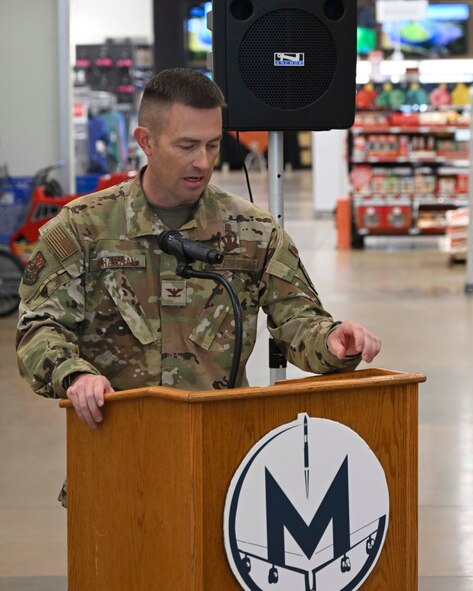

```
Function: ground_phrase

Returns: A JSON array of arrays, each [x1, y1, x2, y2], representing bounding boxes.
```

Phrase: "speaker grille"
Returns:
[[238, 9, 337, 110]]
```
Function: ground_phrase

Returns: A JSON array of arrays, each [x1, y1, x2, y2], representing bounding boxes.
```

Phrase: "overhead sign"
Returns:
[[376, 0, 427, 22], [224, 414, 389, 591]]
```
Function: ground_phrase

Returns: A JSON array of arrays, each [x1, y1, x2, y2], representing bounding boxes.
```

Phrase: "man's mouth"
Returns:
[[183, 176, 204, 185]]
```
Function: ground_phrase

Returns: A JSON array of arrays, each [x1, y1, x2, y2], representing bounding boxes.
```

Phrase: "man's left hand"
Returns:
[[326, 320, 381, 363]]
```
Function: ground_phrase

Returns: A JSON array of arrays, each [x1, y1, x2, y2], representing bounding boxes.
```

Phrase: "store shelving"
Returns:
[[74, 41, 154, 107], [349, 107, 470, 248]]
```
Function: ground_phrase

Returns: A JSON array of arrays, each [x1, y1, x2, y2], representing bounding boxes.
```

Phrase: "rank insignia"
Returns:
[[162, 280, 187, 307], [23, 251, 47, 285]]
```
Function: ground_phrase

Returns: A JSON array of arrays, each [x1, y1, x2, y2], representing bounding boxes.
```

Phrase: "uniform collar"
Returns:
[[125, 170, 225, 241], [125, 171, 164, 238]]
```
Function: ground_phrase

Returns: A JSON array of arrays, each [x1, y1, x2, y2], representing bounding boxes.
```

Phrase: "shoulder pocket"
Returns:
[[20, 269, 75, 311], [265, 235, 299, 283], [19, 249, 84, 311], [264, 230, 319, 296]]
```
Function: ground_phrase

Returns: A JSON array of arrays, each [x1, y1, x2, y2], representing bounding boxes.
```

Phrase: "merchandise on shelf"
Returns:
[[73, 41, 153, 176], [414, 168, 437, 195], [355, 202, 412, 234], [355, 81, 472, 113], [348, 88, 471, 246], [444, 207, 469, 255], [74, 41, 154, 106]]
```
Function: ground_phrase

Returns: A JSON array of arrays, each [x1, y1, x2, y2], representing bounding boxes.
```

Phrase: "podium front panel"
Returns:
[[64, 369, 421, 590]]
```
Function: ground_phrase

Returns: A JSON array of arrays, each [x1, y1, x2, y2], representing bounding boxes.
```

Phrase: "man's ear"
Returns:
[[134, 126, 153, 156]]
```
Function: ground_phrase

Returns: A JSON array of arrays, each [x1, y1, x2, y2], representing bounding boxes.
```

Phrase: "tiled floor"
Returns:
[[1, 170, 472, 590]]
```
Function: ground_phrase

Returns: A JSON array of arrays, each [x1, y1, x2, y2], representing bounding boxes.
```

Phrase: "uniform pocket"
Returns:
[[188, 271, 245, 351], [102, 267, 157, 345]]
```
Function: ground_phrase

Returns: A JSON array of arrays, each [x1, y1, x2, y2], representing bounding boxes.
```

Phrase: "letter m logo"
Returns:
[[265, 457, 350, 566]]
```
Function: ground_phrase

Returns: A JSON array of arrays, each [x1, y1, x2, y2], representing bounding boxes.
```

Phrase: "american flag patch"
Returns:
[[45, 225, 78, 261]]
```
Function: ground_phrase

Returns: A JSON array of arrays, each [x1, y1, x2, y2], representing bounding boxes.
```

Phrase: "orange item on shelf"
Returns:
[[355, 83, 377, 110]]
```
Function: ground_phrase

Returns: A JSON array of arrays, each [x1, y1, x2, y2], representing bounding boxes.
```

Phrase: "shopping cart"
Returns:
[[0, 163, 136, 317]]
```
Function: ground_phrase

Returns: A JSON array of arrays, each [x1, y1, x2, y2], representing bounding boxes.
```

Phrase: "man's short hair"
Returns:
[[138, 68, 226, 128]]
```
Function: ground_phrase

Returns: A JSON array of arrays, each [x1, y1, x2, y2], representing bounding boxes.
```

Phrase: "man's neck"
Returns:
[[141, 167, 202, 208]]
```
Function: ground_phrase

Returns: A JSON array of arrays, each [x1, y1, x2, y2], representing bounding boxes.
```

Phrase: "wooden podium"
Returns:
[[60, 368, 425, 590]]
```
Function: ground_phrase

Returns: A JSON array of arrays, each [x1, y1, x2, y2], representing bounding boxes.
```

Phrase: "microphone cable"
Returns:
[[235, 131, 254, 204]]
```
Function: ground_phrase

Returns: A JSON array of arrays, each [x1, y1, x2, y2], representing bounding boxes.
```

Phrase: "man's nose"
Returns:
[[193, 147, 210, 170]]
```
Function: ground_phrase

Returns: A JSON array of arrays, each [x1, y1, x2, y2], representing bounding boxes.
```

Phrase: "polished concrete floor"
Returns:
[[1, 169, 472, 590]]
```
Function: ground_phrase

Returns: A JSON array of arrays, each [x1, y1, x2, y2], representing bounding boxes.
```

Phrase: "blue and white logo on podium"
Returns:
[[223, 414, 389, 591]]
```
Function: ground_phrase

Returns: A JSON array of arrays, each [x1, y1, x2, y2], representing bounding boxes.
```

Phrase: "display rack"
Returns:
[[349, 106, 471, 248], [74, 40, 154, 107], [72, 40, 153, 176]]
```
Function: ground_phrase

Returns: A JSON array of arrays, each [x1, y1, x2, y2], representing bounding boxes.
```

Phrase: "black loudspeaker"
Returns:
[[211, 0, 357, 131]]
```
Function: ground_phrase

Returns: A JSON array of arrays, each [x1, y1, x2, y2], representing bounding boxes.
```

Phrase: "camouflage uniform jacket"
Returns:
[[16, 174, 360, 398]]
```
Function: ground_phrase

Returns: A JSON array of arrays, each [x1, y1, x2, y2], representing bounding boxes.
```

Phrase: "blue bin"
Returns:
[[76, 174, 101, 194], [0, 176, 33, 243]]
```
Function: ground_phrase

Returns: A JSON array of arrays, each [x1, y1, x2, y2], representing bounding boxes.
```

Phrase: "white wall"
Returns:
[[312, 131, 350, 213], [0, 0, 153, 180], [0, 0, 63, 177], [70, 0, 153, 47]]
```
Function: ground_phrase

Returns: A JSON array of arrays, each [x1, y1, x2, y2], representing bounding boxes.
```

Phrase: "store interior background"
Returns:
[[1, 0, 473, 589], [0, 0, 346, 210]]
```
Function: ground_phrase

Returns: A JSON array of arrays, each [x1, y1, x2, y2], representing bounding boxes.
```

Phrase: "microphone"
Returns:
[[158, 230, 224, 265]]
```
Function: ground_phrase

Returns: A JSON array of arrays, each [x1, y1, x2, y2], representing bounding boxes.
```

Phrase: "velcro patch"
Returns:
[[220, 222, 240, 252], [161, 280, 187, 307], [207, 257, 257, 272], [45, 225, 78, 261], [23, 251, 47, 285]]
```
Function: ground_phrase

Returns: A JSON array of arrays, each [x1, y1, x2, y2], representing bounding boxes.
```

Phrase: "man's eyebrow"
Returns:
[[176, 135, 223, 143]]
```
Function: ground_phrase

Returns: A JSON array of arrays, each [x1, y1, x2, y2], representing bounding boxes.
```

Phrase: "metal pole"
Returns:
[[268, 131, 285, 227], [268, 131, 287, 383], [465, 87, 473, 294]]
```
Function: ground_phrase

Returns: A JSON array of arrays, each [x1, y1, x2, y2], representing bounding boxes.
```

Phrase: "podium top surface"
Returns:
[[59, 368, 425, 408]]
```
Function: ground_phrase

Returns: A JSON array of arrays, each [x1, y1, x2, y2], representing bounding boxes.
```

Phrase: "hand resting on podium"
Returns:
[[66, 374, 114, 430]]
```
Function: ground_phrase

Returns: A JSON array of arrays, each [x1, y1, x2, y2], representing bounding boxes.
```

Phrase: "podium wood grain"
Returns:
[[61, 368, 425, 590]]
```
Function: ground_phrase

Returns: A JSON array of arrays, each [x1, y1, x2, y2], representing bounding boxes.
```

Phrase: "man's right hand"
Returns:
[[66, 374, 114, 429]]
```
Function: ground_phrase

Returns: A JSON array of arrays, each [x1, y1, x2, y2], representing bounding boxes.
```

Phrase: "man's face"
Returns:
[[143, 102, 222, 207]]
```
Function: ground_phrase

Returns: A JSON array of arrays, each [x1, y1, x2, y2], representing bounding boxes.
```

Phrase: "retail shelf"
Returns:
[[351, 125, 470, 134], [350, 156, 467, 164], [348, 109, 471, 248]]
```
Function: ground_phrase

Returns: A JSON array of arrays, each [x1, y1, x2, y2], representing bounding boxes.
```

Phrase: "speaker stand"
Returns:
[[268, 131, 287, 384]]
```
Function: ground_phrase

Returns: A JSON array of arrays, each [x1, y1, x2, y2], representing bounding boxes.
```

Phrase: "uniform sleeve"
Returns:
[[260, 224, 361, 374], [16, 212, 100, 398]]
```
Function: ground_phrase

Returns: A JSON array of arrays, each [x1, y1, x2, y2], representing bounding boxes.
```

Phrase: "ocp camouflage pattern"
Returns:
[[16, 173, 360, 398]]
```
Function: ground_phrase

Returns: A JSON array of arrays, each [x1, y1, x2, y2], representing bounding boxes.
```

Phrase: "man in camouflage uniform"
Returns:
[[17, 69, 381, 435]]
